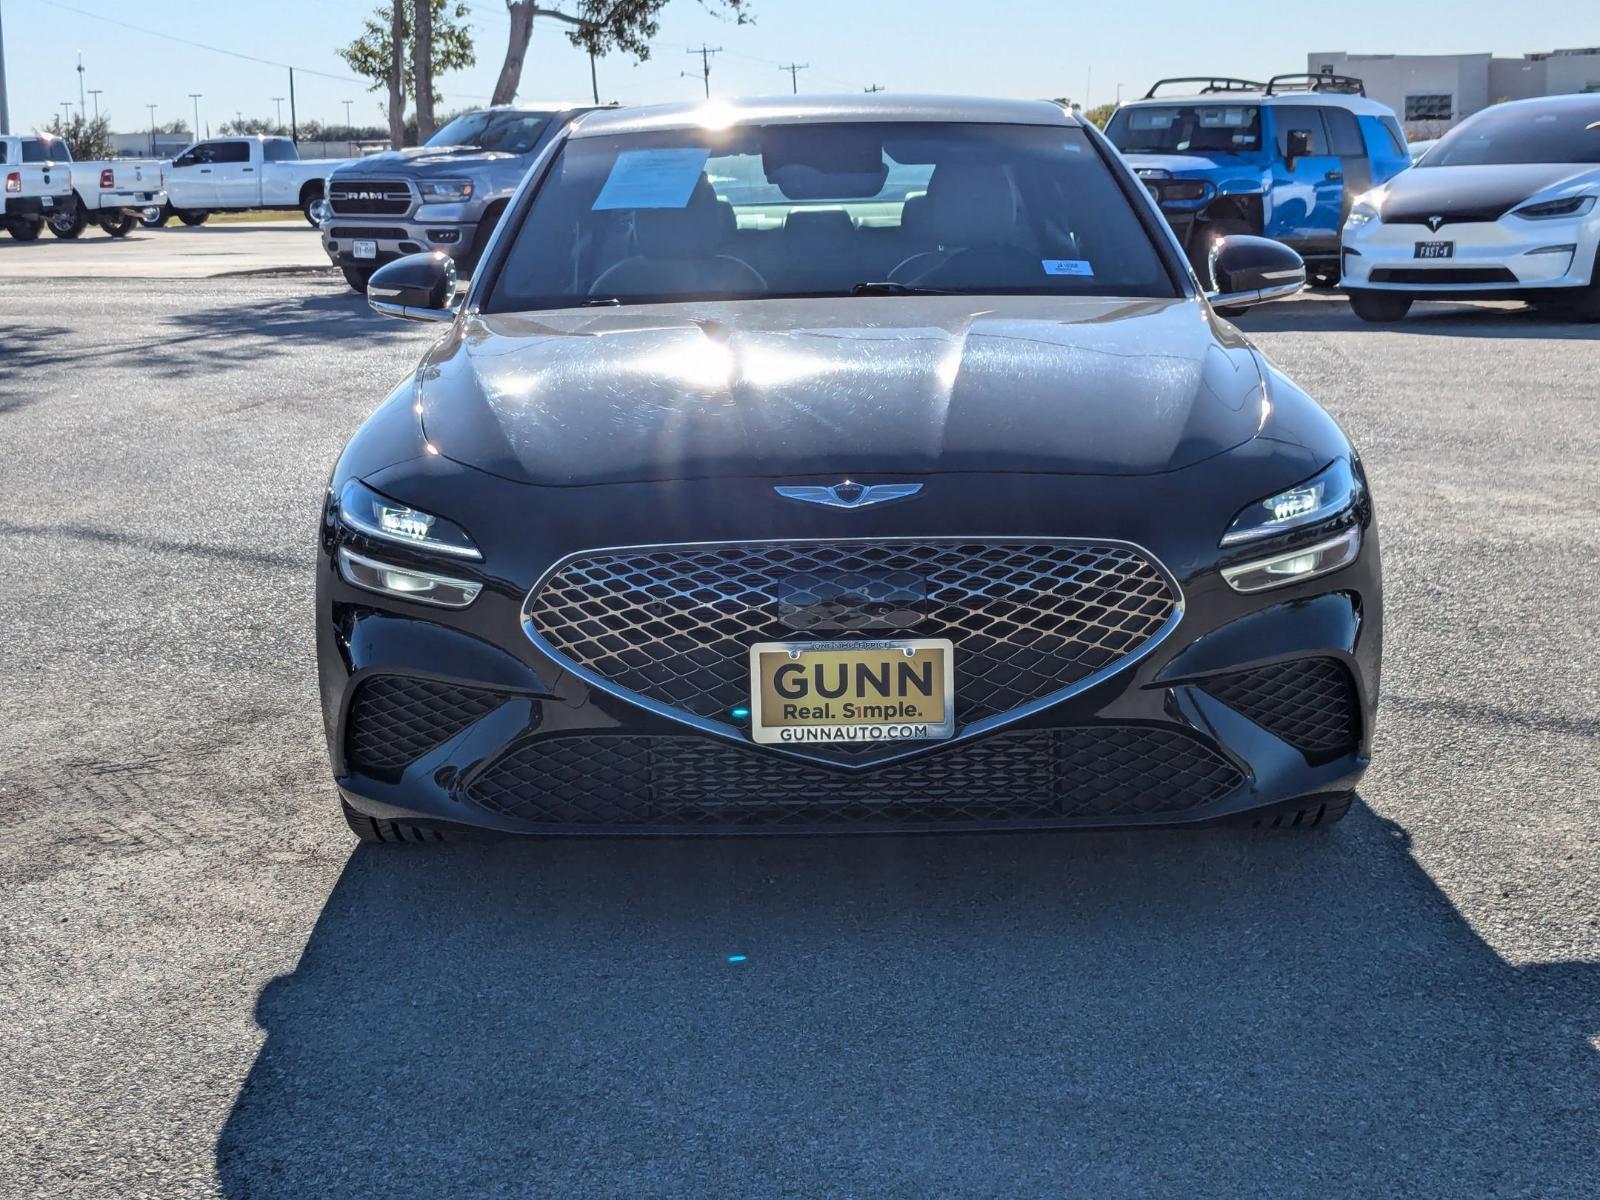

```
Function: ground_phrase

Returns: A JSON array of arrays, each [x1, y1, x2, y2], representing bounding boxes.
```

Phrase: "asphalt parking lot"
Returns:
[[0, 219, 327, 279], [3, 273, 1598, 1198]]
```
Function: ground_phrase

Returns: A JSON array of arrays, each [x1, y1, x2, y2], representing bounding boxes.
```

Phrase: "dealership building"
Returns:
[[1307, 48, 1600, 133]]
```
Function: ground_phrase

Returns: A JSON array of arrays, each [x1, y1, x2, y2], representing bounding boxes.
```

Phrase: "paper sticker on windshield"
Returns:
[[1042, 259, 1094, 276], [593, 148, 711, 210]]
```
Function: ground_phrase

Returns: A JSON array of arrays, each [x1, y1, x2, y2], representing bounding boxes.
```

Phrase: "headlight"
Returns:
[[1345, 199, 1379, 228], [338, 548, 481, 608], [1220, 459, 1359, 547], [1220, 528, 1361, 593], [1511, 195, 1595, 220], [417, 178, 474, 204], [337, 480, 481, 560]]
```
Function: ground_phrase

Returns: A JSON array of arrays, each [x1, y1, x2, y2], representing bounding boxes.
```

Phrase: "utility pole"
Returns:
[[146, 103, 157, 155], [77, 52, 86, 114], [288, 67, 298, 143], [864, 83, 885, 93], [189, 93, 202, 141], [683, 45, 721, 99], [89, 90, 103, 121], [0, 0, 10, 134], [272, 97, 284, 131], [778, 62, 808, 94], [588, 49, 599, 105]]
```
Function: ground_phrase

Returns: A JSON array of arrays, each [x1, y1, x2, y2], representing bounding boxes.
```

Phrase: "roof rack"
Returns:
[[1264, 73, 1366, 96], [1141, 77, 1266, 100]]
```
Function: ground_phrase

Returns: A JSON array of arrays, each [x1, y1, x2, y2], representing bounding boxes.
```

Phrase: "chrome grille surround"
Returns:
[[522, 538, 1184, 768], [327, 179, 414, 216]]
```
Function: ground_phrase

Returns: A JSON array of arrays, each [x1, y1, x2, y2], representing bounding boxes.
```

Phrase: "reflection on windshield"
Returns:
[[426, 112, 552, 154], [485, 121, 1177, 313], [1423, 105, 1600, 166]]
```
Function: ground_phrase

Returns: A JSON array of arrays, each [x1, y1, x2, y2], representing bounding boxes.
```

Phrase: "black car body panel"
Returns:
[[318, 95, 1380, 837]]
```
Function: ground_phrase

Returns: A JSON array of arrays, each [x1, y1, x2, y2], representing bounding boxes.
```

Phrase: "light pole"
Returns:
[[342, 99, 353, 128], [189, 93, 202, 140], [272, 96, 284, 131], [77, 52, 86, 114], [61, 100, 73, 126], [146, 103, 157, 155], [0, 0, 10, 134], [1115, 82, 1124, 106], [88, 89, 103, 121]]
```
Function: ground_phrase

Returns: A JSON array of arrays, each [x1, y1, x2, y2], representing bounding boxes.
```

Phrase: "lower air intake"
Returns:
[[1200, 658, 1360, 759], [463, 727, 1243, 830], [346, 676, 506, 776]]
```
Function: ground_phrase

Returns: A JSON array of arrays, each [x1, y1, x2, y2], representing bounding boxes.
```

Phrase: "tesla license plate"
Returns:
[[353, 239, 378, 260], [1414, 241, 1454, 259], [749, 638, 954, 746]]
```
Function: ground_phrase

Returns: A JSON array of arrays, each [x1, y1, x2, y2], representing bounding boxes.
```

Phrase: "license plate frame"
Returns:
[[353, 239, 378, 260], [1414, 240, 1454, 259], [748, 637, 955, 747]]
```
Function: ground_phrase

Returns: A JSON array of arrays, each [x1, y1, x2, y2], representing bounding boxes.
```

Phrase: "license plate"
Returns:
[[749, 638, 954, 746], [353, 239, 378, 260], [41, 196, 53, 208], [1414, 241, 1454, 259]]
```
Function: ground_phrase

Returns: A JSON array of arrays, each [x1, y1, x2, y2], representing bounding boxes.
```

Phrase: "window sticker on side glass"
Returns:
[[1042, 259, 1095, 276], [592, 148, 712, 210]]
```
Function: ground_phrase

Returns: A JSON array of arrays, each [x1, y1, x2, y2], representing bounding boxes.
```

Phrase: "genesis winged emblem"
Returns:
[[774, 481, 924, 509]]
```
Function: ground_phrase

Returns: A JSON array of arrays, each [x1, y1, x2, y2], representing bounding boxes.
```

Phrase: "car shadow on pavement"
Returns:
[[1235, 296, 1600, 338], [214, 805, 1599, 1198]]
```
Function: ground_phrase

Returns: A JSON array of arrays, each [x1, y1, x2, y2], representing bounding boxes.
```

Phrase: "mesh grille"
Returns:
[[346, 676, 506, 775], [1201, 658, 1360, 757], [1368, 267, 1519, 285], [525, 541, 1179, 756], [464, 727, 1242, 830]]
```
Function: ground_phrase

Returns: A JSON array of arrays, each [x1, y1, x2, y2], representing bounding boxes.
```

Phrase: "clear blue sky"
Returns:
[[5, 0, 1592, 135]]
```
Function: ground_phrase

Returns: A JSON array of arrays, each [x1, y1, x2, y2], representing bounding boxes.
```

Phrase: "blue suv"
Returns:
[[1105, 74, 1411, 286]]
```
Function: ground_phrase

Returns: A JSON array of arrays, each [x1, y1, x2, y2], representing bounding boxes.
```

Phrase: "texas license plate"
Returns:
[[41, 196, 54, 208], [748, 638, 954, 746], [353, 239, 378, 260], [1414, 241, 1454, 259]]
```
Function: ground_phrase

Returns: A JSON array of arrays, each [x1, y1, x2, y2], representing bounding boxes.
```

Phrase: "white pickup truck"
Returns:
[[150, 135, 348, 227], [2, 136, 74, 241], [0, 135, 167, 239]]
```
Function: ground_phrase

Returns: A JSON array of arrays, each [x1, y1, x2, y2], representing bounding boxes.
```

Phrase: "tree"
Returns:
[[490, 1, 754, 106], [413, 0, 436, 142], [338, 0, 475, 147], [1082, 103, 1117, 130], [42, 112, 115, 161]]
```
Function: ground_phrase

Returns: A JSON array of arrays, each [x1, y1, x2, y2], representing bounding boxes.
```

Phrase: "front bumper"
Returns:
[[1342, 213, 1600, 293], [317, 470, 1382, 837], [322, 220, 476, 270]]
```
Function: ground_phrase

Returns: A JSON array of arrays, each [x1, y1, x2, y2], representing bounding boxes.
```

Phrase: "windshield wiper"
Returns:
[[580, 297, 621, 307], [849, 281, 957, 296]]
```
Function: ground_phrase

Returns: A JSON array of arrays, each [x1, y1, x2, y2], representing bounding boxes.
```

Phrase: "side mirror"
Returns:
[[1207, 235, 1306, 309], [367, 252, 461, 323], [1285, 129, 1314, 166]]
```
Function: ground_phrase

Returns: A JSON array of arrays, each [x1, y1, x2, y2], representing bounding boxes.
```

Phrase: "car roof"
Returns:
[[569, 94, 1077, 138], [1120, 91, 1395, 118], [1465, 92, 1600, 117]]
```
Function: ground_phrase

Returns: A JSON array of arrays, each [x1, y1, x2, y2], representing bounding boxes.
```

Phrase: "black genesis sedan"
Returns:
[[320, 95, 1381, 842]]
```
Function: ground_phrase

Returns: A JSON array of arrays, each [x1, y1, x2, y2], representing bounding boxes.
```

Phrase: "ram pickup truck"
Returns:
[[0, 135, 167, 239], [151, 135, 348, 227], [2, 138, 73, 241], [321, 104, 599, 290]]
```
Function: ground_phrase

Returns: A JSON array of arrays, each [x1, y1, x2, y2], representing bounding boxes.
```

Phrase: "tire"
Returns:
[[1347, 290, 1413, 323], [342, 799, 448, 844], [47, 203, 88, 239], [302, 189, 324, 226], [100, 213, 137, 238], [342, 265, 375, 293], [1233, 792, 1353, 831], [1309, 266, 1342, 290], [177, 210, 210, 227], [460, 203, 507, 277], [140, 205, 173, 228], [7, 217, 43, 242]]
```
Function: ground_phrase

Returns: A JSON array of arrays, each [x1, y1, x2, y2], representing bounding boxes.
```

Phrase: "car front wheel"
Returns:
[[341, 265, 376, 293]]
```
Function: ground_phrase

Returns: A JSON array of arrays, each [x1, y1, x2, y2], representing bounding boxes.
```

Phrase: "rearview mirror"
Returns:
[[1207, 235, 1306, 310], [1285, 129, 1314, 165], [367, 252, 461, 323]]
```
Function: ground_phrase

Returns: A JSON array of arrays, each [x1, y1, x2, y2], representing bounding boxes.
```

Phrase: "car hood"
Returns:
[[417, 295, 1268, 486], [1377, 162, 1600, 222], [335, 145, 515, 177]]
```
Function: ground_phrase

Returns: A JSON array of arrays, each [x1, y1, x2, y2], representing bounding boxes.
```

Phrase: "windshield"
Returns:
[[485, 121, 1175, 312], [1106, 104, 1262, 154], [1422, 102, 1600, 166], [426, 110, 553, 154]]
